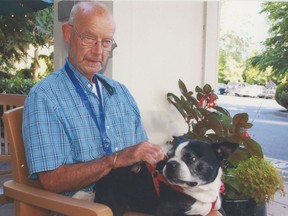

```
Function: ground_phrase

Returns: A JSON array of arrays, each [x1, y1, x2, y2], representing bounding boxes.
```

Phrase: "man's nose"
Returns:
[[91, 41, 103, 54]]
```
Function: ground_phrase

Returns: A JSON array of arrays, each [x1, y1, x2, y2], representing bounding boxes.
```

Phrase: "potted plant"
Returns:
[[167, 80, 285, 216], [222, 156, 284, 215]]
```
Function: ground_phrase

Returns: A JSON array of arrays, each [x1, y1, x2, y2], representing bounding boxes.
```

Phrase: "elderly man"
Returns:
[[23, 2, 222, 216]]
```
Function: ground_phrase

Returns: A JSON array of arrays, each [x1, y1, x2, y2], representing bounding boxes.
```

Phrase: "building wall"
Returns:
[[54, 0, 220, 145]]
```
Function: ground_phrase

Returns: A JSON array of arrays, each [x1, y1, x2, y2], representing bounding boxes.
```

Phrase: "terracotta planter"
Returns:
[[222, 199, 267, 216]]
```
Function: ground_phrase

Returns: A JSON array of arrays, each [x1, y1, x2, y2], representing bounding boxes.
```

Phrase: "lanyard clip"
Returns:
[[103, 133, 112, 155]]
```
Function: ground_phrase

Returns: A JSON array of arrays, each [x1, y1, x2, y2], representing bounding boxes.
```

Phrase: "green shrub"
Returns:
[[0, 71, 12, 79], [0, 77, 36, 95], [275, 82, 288, 110], [16, 68, 34, 79], [222, 156, 285, 204]]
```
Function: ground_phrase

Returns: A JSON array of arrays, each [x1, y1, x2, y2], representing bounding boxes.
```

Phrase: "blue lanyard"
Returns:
[[65, 62, 112, 155]]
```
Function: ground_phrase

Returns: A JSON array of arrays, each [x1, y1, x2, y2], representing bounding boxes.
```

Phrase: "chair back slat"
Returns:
[[0, 94, 27, 203], [0, 94, 26, 157], [3, 106, 40, 187]]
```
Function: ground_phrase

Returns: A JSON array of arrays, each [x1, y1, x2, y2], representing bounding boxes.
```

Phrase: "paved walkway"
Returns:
[[267, 157, 288, 184], [265, 157, 288, 216]]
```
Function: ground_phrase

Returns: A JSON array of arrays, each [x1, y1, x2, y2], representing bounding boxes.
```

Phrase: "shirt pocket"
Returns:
[[106, 102, 138, 148]]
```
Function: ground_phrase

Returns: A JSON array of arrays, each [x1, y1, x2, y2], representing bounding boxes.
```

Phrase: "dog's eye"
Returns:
[[183, 154, 196, 163]]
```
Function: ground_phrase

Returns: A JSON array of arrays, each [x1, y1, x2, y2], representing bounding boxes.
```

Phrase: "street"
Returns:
[[217, 95, 288, 162]]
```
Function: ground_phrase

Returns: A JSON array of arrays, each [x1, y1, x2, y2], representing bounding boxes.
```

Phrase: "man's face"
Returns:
[[64, 13, 115, 80]]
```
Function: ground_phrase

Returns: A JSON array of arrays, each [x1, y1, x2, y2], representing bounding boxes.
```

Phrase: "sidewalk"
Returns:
[[267, 157, 288, 216], [267, 182, 288, 216]]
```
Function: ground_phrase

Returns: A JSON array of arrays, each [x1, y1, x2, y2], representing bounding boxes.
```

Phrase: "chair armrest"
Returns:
[[4, 180, 113, 216]]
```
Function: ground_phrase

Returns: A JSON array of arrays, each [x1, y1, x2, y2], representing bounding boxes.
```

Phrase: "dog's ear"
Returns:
[[212, 142, 239, 160], [173, 136, 188, 144], [167, 136, 184, 158], [156, 160, 167, 172], [167, 145, 176, 158]]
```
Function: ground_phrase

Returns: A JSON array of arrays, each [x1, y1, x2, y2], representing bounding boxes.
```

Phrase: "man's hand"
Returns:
[[38, 141, 164, 193], [114, 141, 165, 168]]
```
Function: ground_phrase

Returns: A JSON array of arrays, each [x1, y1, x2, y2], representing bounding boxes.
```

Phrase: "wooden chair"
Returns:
[[3, 106, 150, 216], [0, 94, 26, 204]]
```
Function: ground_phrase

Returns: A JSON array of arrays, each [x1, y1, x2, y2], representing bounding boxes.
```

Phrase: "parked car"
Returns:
[[225, 82, 246, 96], [263, 87, 276, 99], [236, 85, 266, 98], [217, 83, 227, 95], [264, 80, 276, 99]]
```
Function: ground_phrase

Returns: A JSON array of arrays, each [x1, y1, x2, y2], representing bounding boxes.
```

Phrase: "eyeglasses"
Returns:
[[70, 25, 117, 51]]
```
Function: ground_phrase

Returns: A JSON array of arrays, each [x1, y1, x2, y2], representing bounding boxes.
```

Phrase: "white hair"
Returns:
[[68, 1, 112, 25]]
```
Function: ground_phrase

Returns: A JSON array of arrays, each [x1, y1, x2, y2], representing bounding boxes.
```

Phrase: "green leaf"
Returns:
[[207, 114, 224, 136], [222, 175, 242, 192], [167, 93, 187, 120], [245, 122, 253, 129], [196, 92, 203, 101], [180, 96, 197, 120], [178, 79, 188, 95], [195, 86, 202, 93], [198, 107, 211, 116], [220, 114, 233, 130], [203, 84, 212, 93], [241, 136, 264, 158], [233, 113, 249, 126], [188, 108, 199, 122], [206, 134, 225, 142], [213, 105, 231, 116], [228, 148, 250, 166], [181, 132, 197, 140], [193, 121, 208, 138], [183, 92, 199, 107]]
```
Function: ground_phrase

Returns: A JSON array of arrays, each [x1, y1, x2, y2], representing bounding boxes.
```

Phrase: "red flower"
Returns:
[[200, 94, 217, 109], [199, 96, 205, 107], [242, 129, 251, 138], [207, 95, 217, 108]]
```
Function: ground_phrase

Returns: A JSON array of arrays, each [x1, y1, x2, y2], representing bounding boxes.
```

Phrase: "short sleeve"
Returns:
[[23, 91, 71, 179]]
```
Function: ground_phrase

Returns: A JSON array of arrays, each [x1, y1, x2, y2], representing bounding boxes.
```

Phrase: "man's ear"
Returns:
[[62, 23, 72, 45]]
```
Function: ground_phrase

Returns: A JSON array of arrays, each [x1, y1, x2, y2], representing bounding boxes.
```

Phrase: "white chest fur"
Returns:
[[183, 169, 223, 215]]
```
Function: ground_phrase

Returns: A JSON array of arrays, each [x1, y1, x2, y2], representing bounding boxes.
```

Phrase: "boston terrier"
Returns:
[[94, 139, 238, 216]]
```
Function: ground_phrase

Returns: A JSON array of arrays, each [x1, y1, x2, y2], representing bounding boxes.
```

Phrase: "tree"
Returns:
[[248, 2, 288, 82], [218, 32, 248, 83], [243, 65, 274, 85], [0, 6, 53, 79]]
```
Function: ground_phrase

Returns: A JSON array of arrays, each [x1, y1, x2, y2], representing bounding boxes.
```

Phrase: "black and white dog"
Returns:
[[94, 139, 238, 216]]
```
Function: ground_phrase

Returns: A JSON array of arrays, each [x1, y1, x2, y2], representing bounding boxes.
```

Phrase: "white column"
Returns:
[[202, 1, 221, 89], [53, 0, 67, 70]]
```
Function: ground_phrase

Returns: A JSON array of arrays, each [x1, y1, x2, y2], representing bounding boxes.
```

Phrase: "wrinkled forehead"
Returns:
[[78, 12, 114, 27]]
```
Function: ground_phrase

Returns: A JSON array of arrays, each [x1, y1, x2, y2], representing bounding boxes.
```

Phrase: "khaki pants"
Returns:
[[46, 191, 95, 216]]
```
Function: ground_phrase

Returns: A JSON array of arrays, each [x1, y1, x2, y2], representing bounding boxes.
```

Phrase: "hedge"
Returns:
[[0, 77, 36, 95]]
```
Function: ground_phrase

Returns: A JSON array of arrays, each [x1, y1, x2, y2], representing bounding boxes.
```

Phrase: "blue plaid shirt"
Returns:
[[23, 60, 148, 195]]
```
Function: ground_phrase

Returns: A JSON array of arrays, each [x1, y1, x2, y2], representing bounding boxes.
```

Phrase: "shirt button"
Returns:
[[115, 147, 119, 151], [106, 126, 110, 130], [88, 84, 91, 88]]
